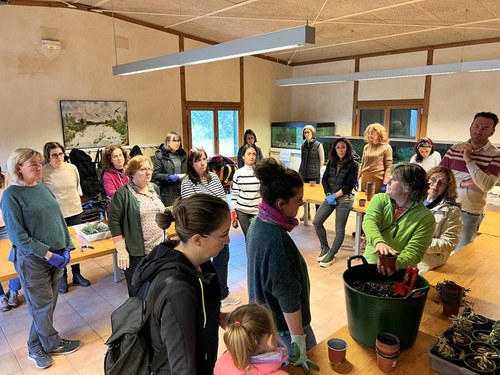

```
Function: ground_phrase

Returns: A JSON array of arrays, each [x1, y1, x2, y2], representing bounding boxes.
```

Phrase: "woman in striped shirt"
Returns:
[[181, 147, 241, 308], [231, 144, 261, 238]]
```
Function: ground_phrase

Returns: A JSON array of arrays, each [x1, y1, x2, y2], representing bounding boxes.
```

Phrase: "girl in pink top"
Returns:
[[215, 304, 288, 375]]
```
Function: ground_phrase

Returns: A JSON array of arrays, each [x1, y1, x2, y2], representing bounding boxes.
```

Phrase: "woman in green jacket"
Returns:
[[362, 162, 435, 275], [108, 155, 165, 296]]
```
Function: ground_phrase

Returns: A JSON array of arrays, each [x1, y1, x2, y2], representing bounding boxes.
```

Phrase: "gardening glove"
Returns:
[[45, 252, 66, 269], [168, 174, 180, 182], [231, 211, 239, 229], [354, 181, 359, 191], [62, 249, 71, 267], [380, 183, 387, 193], [115, 239, 130, 270], [326, 194, 337, 205], [289, 334, 320, 375]]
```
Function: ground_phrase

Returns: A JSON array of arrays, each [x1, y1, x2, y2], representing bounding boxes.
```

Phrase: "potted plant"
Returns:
[[444, 329, 472, 347], [433, 335, 464, 363], [464, 353, 497, 373], [435, 280, 470, 316], [450, 314, 474, 336], [473, 320, 500, 346], [470, 341, 500, 359], [464, 303, 489, 327]]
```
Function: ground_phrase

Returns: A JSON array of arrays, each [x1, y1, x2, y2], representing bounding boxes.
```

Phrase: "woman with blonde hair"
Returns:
[[358, 123, 393, 193], [215, 303, 287, 374], [108, 155, 164, 296], [1, 148, 80, 369]]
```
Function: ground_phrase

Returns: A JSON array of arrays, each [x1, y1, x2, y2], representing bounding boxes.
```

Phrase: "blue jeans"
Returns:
[[213, 244, 229, 299], [313, 200, 353, 256], [455, 211, 484, 252]]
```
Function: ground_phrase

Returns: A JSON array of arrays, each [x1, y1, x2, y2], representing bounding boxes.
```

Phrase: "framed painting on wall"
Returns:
[[60, 100, 129, 149]]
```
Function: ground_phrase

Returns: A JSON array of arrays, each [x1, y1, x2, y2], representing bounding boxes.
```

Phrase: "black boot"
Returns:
[[71, 263, 91, 287], [59, 268, 68, 294], [73, 273, 91, 287]]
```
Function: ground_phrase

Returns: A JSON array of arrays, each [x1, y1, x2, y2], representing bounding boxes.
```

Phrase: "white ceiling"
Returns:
[[13, 0, 500, 65]]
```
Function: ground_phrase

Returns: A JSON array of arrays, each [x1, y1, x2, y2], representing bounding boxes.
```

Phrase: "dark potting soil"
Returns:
[[349, 281, 399, 298]]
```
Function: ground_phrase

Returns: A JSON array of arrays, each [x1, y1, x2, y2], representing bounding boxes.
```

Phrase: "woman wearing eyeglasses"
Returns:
[[409, 137, 441, 172], [108, 155, 165, 296], [132, 194, 230, 374], [181, 147, 241, 308], [362, 163, 435, 275], [153, 132, 187, 206], [418, 166, 462, 274], [42, 141, 89, 293]]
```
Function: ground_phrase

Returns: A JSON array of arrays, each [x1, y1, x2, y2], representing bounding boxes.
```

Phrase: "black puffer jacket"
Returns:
[[133, 241, 221, 375], [321, 157, 359, 199], [152, 146, 187, 206]]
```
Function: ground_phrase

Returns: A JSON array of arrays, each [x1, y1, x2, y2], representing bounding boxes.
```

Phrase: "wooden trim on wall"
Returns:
[[239, 57, 245, 147], [420, 49, 434, 138], [179, 36, 189, 150], [351, 58, 360, 136]]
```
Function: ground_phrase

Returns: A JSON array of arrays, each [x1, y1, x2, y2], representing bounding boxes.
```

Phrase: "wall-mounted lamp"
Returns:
[[41, 39, 62, 50], [113, 25, 315, 76], [275, 59, 500, 86]]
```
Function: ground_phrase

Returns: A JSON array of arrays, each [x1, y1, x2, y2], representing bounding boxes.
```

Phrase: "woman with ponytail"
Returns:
[[247, 158, 319, 374], [132, 193, 231, 374]]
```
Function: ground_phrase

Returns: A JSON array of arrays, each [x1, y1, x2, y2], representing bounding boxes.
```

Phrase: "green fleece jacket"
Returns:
[[108, 183, 161, 256], [362, 193, 435, 268]]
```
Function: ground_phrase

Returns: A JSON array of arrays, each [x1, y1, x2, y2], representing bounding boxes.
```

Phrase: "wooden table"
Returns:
[[286, 233, 500, 374], [420, 233, 500, 336], [478, 210, 500, 237], [285, 325, 438, 374], [302, 184, 369, 255], [0, 223, 177, 283]]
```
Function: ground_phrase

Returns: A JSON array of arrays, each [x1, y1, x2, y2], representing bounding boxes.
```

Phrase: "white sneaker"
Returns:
[[221, 293, 241, 308], [319, 251, 336, 268]]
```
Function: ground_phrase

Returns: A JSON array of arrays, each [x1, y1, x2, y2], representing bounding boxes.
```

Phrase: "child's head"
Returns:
[[224, 304, 279, 371]]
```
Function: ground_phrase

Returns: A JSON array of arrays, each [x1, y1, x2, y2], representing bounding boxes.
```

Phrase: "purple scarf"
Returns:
[[257, 200, 299, 232]]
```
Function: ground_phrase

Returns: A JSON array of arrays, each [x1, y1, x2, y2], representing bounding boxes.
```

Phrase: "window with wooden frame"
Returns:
[[354, 100, 424, 139], [186, 102, 242, 157]]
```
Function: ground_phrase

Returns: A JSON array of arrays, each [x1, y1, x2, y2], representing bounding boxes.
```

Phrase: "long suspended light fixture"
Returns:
[[275, 58, 500, 87], [113, 25, 315, 76]]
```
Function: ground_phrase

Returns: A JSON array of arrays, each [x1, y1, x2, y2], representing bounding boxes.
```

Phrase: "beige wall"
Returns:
[[0, 6, 292, 169]]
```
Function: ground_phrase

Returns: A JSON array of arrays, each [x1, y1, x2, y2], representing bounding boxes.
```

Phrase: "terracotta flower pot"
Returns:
[[376, 349, 399, 372], [442, 302, 460, 317], [327, 338, 348, 364], [376, 332, 400, 356], [441, 283, 464, 305], [378, 254, 397, 274]]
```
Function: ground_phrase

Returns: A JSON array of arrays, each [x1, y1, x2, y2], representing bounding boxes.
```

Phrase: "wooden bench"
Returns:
[[0, 224, 177, 283]]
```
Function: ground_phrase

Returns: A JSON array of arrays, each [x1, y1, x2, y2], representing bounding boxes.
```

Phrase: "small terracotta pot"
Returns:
[[366, 181, 376, 201], [442, 302, 460, 317], [359, 198, 366, 207], [309, 181, 316, 187], [376, 332, 400, 356], [376, 350, 399, 372], [379, 254, 397, 274], [328, 338, 348, 364], [441, 283, 464, 305]]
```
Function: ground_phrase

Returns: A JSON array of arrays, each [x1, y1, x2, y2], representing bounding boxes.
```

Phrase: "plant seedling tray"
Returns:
[[74, 222, 111, 242]]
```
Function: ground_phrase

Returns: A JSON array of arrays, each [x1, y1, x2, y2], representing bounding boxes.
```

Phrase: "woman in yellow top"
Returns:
[[358, 123, 393, 193]]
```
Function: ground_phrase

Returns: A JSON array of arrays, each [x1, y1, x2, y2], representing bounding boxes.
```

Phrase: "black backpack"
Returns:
[[69, 148, 103, 199], [208, 154, 237, 194], [104, 271, 181, 374]]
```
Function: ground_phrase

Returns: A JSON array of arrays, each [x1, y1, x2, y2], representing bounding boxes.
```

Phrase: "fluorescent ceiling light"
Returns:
[[275, 59, 500, 86], [113, 25, 315, 76]]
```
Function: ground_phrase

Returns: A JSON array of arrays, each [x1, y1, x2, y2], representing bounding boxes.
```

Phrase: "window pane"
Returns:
[[218, 110, 238, 156], [190, 110, 215, 156], [390, 109, 418, 139], [360, 110, 384, 135]]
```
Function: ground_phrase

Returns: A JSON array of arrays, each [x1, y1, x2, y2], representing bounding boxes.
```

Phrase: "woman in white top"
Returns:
[[42, 141, 89, 293], [231, 144, 261, 238], [409, 137, 441, 172], [181, 147, 240, 308]]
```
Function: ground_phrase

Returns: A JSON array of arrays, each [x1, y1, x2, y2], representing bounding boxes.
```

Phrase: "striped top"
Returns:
[[440, 140, 500, 214], [231, 165, 261, 215], [180, 171, 226, 201]]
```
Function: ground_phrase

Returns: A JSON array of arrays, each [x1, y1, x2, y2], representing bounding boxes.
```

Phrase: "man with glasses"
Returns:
[[440, 112, 500, 251]]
